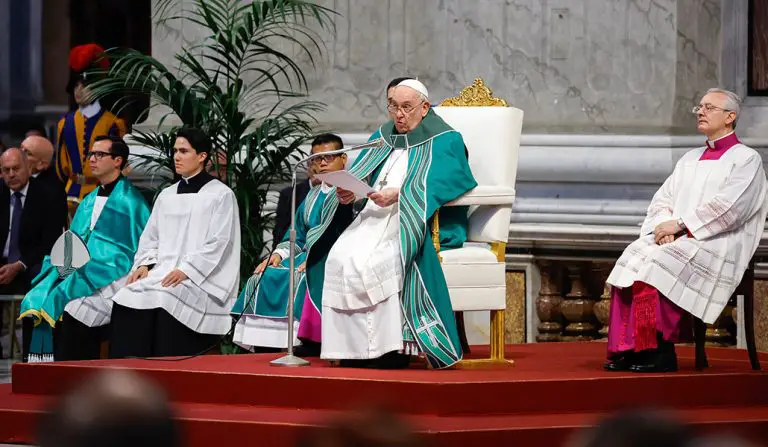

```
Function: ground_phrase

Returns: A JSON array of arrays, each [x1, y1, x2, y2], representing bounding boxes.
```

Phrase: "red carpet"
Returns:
[[1, 342, 767, 446]]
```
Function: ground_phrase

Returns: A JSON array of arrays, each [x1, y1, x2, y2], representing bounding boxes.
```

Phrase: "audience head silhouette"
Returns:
[[37, 370, 181, 447]]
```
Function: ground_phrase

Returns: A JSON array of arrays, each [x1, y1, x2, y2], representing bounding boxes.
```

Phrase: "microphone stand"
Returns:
[[270, 139, 382, 367]]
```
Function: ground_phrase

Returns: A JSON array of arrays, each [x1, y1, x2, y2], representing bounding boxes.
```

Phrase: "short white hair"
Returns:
[[706, 88, 742, 129]]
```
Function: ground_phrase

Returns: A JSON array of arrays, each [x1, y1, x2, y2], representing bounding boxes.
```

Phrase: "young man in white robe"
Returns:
[[605, 88, 768, 373], [109, 127, 241, 358]]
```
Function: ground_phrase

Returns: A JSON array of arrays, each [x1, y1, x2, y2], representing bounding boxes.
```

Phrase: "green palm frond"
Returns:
[[89, 0, 336, 281]]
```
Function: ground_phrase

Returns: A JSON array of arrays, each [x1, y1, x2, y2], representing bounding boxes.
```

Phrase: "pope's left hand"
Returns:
[[161, 269, 188, 288], [367, 188, 399, 207], [654, 219, 682, 243]]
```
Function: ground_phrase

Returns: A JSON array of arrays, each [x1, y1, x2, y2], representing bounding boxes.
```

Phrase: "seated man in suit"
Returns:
[[0, 148, 67, 289], [0, 148, 67, 359], [270, 134, 343, 250], [21, 135, 65, 196], [232, 133, 346, 355]]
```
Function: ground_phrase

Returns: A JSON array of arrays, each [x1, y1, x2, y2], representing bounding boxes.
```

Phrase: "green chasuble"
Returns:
[[232, 185, 333, 320], [19, 177, 151, 360], [307, 109, 477, 369]]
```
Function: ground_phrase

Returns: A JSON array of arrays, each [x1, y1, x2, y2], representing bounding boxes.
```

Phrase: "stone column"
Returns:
[[560, 262, 596, 341], [535, 260, 563, 342]]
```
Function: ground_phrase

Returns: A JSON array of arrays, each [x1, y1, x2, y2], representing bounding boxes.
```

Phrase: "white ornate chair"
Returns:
[[432, 79, 523, 367]]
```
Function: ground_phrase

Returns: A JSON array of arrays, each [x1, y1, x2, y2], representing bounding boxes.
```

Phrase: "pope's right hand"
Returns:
[[337, 187, 355, 205], [255, 254, 283, 274], [126, 265, 149, 285]]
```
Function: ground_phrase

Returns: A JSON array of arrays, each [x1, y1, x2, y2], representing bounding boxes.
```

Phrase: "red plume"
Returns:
[[68, 44, 109, 72]]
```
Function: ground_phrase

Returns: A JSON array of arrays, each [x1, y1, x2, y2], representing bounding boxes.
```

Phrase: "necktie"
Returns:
[[8, 191, 23, 263]]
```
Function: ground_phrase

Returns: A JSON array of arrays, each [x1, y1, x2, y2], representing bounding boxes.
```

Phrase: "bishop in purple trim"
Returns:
[[605, 88, 768, 373]]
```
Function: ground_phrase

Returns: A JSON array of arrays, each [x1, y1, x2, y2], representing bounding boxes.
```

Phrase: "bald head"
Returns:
[[21, 135, 54, 175], [1, 148, 31, 191]]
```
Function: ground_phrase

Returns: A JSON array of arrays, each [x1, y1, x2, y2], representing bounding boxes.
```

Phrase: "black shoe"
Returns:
[[630, 342, 678, 373], [293, 341, 321, 358], [603, 351, 636, 372], [339, 359, 372, 368], [371, 351, 411, 370], [251, 346, 283, 354]]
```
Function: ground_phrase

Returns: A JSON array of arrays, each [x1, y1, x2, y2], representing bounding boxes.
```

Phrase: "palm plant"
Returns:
[[88, 0, 335, 279]]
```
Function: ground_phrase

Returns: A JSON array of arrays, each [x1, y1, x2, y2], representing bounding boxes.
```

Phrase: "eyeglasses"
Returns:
[[691, 104, 731, 115], [387, 101, 424, 115], [87, 151, 115, 160], [311, 154, 340, 164]]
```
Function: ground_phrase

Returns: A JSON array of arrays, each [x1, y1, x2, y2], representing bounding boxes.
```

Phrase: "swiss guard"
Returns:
[[56, 43, 127, 215]]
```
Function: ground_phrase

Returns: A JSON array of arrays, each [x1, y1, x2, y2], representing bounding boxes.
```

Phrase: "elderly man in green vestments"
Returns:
[[20, 136, 150, 362], [316, 79, 477, 369]]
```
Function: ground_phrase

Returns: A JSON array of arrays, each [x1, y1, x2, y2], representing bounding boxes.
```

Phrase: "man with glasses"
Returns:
[[20, 136, 150, 361], [604, 88, 768, 373], [232, 134, 347, 356], [272, 135, 343, 250], [307, 79, 476, 369]]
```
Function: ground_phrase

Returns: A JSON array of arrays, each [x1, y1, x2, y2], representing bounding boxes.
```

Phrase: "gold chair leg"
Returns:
[[455, 309, 514, 369]]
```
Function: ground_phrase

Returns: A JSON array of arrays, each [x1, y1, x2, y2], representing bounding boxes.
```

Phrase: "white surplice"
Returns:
[[64, 196, 127, 327], [607, 143, 768, 323], [112, 180, 241, 335], [321, 149, 410, 360]]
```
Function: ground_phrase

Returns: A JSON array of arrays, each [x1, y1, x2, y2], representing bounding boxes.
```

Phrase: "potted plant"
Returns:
[[89, 0, 336, 280]]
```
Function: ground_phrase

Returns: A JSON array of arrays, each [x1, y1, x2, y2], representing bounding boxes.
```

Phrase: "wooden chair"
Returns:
[[693, 263, 760, 371]]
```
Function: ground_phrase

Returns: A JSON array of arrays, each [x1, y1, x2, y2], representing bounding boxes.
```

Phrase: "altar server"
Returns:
[[605, 88, 768, 373], [232, 134, 347, 355], [110, 127, 240, 358]]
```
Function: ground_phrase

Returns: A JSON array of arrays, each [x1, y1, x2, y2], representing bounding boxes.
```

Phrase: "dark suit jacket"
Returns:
[[33, 166, 65, 198], [0, 177, 67, 286], [272, 180, 312, 250]]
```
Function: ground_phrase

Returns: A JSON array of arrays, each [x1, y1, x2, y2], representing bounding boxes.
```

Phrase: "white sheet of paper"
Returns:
[[314, 170, 374, 197]]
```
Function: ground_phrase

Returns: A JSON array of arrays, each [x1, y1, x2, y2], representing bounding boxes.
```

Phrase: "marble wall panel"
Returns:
[[149, 0, 723, 134]]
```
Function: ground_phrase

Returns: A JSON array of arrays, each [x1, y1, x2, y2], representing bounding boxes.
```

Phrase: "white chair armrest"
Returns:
[[446, 186, 516, 206]]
